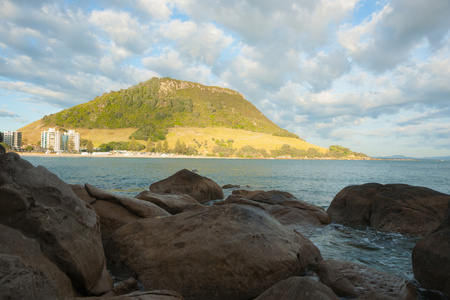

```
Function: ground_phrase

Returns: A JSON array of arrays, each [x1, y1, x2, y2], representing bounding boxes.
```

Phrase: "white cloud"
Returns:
[[159, 20, 234, 65], [0, 108, 19, 118], [89, 9, 150, 54]]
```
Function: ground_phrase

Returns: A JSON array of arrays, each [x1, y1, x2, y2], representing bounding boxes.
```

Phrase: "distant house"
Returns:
[[1, 131, 22, 150]]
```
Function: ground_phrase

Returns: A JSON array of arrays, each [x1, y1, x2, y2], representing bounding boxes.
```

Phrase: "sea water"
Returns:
[[22, 156, 450, 281]]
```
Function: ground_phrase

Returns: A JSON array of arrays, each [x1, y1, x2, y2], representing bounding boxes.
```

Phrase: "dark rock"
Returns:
[[149, 169, 224, 203], [255, 276, 338, 300], [100, 278, 140, 297], [0, 152, 112, 295], [412, 204, 450, 297], [79, 290, 185, 299], [85, 183, 171, 218], [135, 190, 201, 214], [0, 224, 75, 299], [221, 190, 330, 226], [327, 183, 450, 235], [92, 200, 142, 243], [316, 259, 419, 299], [222, 184, 240, 189], [357, 291, 398, 300], [70, 183, 96, 203], [106, 204, 322, 300]]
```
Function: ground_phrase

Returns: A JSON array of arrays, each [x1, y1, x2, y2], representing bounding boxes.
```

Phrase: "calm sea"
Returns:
[[22, 156, 450, 282]]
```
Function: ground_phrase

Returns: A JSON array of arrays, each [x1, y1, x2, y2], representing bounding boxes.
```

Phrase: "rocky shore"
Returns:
[[1, 152, 449, 299]]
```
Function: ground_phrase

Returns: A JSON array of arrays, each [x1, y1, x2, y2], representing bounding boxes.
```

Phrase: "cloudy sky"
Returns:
[[1, 0, 449, 157]]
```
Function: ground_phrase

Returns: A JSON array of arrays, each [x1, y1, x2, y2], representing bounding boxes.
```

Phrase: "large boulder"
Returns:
[[106, 204, 322, 300], [0, 152, 112, 295], [135, 190, 201, 214], [79, 290, 185, 300], [70, 184, 96, 203], [327, 183, 450, 235], [85, 183, 171, 218], [412, 204, 450, 297], [316, 259, 419, 299], [91, 200, 142, 243], [149, 169, 224, 202], [255, 276, 339, 300], [0, 224, 75, 299], [221, 190, 330, 226]]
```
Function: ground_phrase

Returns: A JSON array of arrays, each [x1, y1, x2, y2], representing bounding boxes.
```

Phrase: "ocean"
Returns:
[[22, 156, 450, 282]]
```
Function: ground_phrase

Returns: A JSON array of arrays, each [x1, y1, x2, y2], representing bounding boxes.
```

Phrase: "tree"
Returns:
[[129, 137, 137, 151], [25, 145, 33, 152], [155, 141, 162, 153], [86, 140, 94, 153], [162, 140, 169, 153], [146, 139, 154, 152], [174, 139, 183, 154]]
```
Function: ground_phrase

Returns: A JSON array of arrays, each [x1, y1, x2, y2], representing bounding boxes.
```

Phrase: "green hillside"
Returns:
[[41, 77, 298, 142]]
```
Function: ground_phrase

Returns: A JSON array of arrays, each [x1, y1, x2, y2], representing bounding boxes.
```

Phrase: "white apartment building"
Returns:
[[62, 130, 81, 152], [41, 128, 62, 151], [1, 131, 22, 150], [41, 128, 81, 152]]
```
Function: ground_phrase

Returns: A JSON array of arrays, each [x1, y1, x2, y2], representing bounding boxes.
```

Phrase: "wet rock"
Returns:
[[221, 190, 330, 226], [255, 276, 339, 300], [412, 204, 450, 297], [85, 183, 170, 218], [316, 259, 419, 299], [135, 190, 201, 214], [0, 224, 75, 299], [106, 204, 322, 300], [327, 183, 450, 236], [70, 184, 96, 203], [0, 152, 112, 295], [149, 169, 224, 203]]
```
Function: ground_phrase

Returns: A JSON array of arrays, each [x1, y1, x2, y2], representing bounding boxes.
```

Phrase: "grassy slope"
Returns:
[[166, 127, 327, 155]]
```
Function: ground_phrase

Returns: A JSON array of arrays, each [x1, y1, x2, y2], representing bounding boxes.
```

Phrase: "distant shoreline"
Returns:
[[10, 151, 416, 161]]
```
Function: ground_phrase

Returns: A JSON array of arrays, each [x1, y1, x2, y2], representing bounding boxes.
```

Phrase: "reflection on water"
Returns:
[[22, 156, 450, 282]]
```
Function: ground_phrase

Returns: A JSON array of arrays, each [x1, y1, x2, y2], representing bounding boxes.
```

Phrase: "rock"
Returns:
[[70, 184, 96, 203], [135, 190, 201, 214], [79, 290, 185, 299], [316, 259, 419, 299], [85, 183, 171, 218], [149, 169, 224, 203], [92, 200, 142, 243], [0, 152, 112, 295], [255, 276, 339, 300], [222, 184, 240, 189], [110, 277, 140, 296], [106, 204, 322, 300], [0, 224, 75, 299], [221, 190, 330, 226], [357, 291, 398, 300], [327, 183, 450, 235], [412, 204, 450, 297]]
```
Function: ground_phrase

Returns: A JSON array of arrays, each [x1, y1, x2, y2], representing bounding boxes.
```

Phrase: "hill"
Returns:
[[19, 77, 368, 159]]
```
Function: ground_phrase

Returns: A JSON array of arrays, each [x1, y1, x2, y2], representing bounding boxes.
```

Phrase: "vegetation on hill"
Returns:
[[19, 77, 369, 159], [41, 77, 298, 142]]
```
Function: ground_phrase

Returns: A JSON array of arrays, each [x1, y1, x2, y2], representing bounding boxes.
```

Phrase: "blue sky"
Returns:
[[0, 0, 449, 158]]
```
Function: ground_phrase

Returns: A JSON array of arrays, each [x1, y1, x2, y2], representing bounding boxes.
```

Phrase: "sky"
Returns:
[[0, 0, 449, 158]]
